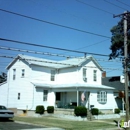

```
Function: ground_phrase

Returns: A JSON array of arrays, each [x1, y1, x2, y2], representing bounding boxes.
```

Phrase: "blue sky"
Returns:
[[0, 0, 129, 76]]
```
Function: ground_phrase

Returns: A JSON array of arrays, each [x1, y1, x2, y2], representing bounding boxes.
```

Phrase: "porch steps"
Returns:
[[87, 110, 95, 121]]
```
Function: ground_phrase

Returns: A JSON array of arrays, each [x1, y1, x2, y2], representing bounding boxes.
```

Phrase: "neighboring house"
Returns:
[[0, 81, 8, 106], [1, 54, 118, 112], [102, 76, 127, 111]]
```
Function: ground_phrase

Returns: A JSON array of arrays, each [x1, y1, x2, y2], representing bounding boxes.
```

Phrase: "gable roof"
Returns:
[[6, 54, 103, 70]]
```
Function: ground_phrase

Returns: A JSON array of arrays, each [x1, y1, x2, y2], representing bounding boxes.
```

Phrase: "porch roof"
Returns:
[[32, 82, 115, 90]]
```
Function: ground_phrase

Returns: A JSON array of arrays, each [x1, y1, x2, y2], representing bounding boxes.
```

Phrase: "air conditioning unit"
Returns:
[[83, 77, 87, 82]]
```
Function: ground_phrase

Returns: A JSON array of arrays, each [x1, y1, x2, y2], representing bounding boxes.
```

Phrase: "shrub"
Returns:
[[91, 108, 99, 115], [35, 105, 44, 114], [47, 106, 54, 113], [74, 106, 87, 116], [114, 108, 120, 114]]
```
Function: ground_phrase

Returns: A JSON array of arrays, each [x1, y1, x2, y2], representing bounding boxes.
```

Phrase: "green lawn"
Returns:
[[14, 116, 119, 130]]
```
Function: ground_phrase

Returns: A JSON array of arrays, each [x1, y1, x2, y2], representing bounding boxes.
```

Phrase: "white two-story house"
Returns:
[[0, 54, 118, 112]]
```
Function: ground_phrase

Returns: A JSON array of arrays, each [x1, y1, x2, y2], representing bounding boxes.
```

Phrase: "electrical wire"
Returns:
[[0, 55, 123, 71], [116, 0, 130, 8], [0, 46, 122, 63], [76, 0, 113, 15], [104, 0, 128, 10], [0, 38, 110, 57], [0, 8, 110, 38]]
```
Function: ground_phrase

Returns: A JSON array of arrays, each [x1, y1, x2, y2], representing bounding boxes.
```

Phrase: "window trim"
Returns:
[[43, 90, 48, 101], [97, 91, 107, 104], [83, 68, 87, 82], [18, 93, 20, 100], [93, 70, 97, 81], [21, 69, 25, 78], [51, 70, 55, 81], [13, 69, 16, 80]]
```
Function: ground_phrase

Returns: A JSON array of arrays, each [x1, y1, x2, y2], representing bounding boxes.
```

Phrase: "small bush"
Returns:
[[114, 108, 120, 114], [35, 105, 44, 114], [47, 106, 54, 113], [74, 106, 87, 116], [91, 108, 99, 115]]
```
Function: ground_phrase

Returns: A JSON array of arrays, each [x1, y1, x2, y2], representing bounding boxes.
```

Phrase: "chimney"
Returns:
[[102, 71, 106, 78]]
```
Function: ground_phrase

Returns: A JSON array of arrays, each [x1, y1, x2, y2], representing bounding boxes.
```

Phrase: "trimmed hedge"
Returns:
[[35, 105, 45, 114], [91, 108, 99, 115], [114, 108, 120, 114], [74, 106, 87, 116], [47, 106, 54, 113]]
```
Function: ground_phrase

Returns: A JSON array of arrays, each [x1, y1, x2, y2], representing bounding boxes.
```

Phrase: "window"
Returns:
[[97, 91, 107, 104], [51, 70, 55, 81], [22, 69, 25, 77], [93, 70, 97, 81], [43, 90, 48, 101], [13, 69, 16, 80], [83, 68, 87, 82], [18, 93, 20, 100]]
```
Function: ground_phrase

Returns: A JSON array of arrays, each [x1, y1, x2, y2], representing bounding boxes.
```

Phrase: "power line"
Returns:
[[0, 38, 110, 57], [0, 8, 110, 38], [0, 55, 122, 71], [0, 46, 122, 63], [76, 0, 113, 15], [104, 0, 128, 10], [116, 0, 130, 8], [28, 0, 111, 29]]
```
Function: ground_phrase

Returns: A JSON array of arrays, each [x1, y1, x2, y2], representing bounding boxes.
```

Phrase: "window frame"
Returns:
[[83, 68, 87, 82], [18, 93, 20, 100], [13, 69, 16, 80], [43, 90, 48, 101], [97, 91, 107, 104], [50, 70, 55, 81], [93, 70, 97, 81], [21, 69, 25, 77]]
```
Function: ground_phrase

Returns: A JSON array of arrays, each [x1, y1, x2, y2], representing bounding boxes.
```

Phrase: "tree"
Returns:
[[109, 13, 130, 60], [0, 72, 7, 83]]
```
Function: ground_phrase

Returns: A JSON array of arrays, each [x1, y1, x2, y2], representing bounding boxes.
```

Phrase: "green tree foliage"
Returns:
[[109, 13, 130, 59], [0, 72, 7, 83]]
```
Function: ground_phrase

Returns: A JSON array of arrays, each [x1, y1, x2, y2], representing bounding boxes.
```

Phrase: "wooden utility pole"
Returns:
[[124, 11, 129, 123], [114, 11, 129, 124]]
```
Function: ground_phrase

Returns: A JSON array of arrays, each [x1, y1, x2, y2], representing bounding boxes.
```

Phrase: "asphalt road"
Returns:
[[0, 119, 46, 130], [0, 119, 64, 130]]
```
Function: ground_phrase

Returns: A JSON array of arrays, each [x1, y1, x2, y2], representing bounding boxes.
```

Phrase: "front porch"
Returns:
[[54, 91, 90, 109]]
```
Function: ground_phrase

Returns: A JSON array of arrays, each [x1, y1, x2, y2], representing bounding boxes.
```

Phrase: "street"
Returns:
[[0, 119, 46, 130]]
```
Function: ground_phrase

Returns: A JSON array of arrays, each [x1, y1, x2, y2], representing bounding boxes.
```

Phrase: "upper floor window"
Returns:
[[43, 90, 48, 101], [83, 68, 87, 82], [97, 91, 107, 104], [18, 93, 20, 100], [93, 70, 97, 81], [51, 70, 55, 81], [13, 69, 16, 80], [22, 69, 25, 77]]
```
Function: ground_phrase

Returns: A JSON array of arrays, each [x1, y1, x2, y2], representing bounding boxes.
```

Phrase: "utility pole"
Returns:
[[114, 11, 129, 124]]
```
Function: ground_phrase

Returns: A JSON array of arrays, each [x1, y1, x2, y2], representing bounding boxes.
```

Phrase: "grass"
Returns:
[[14, 116, 119, 130]]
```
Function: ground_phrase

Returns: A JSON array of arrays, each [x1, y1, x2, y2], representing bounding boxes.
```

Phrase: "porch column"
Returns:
[[77, 88, 79, 106]]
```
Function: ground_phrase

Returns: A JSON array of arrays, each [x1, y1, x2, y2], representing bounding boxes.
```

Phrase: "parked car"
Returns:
[[0, 105, 14, 119]]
